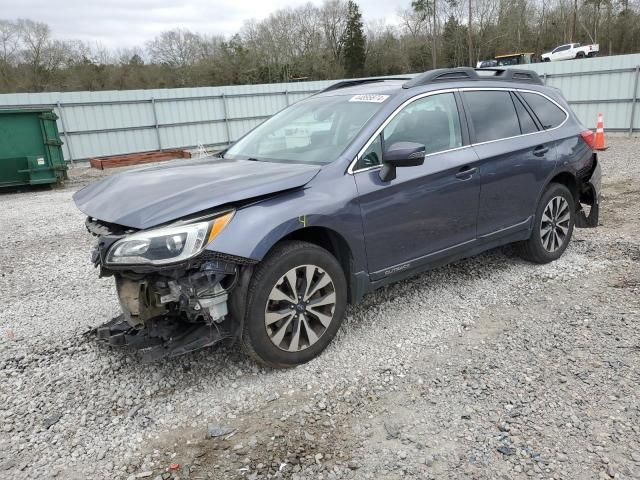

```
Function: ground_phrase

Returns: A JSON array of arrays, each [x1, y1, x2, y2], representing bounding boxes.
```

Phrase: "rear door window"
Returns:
[[463, 90, 521, 143], [520, 92, 567, 129], [511, 93, 539, 134]]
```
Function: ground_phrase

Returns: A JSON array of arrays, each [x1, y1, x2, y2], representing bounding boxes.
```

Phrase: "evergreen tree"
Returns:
[[342, 1, 366, 77], [442, 16, 462, 67]]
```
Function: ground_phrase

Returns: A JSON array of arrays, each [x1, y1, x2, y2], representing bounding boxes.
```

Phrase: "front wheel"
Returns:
[[518, 183, 575, 264], [241, 241, 347, 368]]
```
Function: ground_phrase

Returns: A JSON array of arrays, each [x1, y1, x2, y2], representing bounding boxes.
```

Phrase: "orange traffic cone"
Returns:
[[594, 113, 607, 151]]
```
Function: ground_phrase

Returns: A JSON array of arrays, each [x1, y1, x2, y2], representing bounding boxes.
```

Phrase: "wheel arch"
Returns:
[[548, 171, 579, 202], [531, 169, 579, 225], [273, 226, 355, 301]]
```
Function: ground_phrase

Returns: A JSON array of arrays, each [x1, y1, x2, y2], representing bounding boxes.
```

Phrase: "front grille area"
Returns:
[[85, 217, 135, 237]]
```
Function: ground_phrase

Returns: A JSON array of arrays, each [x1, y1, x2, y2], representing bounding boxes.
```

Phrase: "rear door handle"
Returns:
[[455, 166, 477, 179], [533, 145, 549, 157]]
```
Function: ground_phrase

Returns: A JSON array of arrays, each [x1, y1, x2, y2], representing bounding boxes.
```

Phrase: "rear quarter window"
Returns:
[[520, 92, 567, 130], [511, 93, 539, 134]]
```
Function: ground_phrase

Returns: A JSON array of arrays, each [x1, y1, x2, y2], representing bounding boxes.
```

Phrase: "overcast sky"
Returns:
[[1, 0, 408, 50]]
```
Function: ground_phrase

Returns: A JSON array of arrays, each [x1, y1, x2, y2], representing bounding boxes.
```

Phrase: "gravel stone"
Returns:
[[206, 425, 235, 438]]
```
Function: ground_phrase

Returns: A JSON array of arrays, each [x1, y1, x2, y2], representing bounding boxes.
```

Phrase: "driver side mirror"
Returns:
[[379, 142, 426, 182]]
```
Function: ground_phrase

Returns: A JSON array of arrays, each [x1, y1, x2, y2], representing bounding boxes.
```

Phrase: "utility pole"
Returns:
[[571, 0, 578, 41], [468, 0, 473, 67], [432, 0, 437, 69]]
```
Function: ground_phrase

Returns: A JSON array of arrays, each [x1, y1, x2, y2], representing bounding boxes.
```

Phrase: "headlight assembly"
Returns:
[[106, 211, 234, 266]]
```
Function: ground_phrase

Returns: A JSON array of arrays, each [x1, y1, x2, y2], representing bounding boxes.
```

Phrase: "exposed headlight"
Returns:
[[106, 211, 234, 266]]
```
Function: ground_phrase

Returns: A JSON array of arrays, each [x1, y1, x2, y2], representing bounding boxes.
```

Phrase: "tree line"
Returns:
[[1, 0, 639, 94]]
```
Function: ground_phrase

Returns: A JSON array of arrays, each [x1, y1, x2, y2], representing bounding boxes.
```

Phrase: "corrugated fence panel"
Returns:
[[161, 123, 228, 150], [72, 130, 160, 159], [0, 60, 638, 162], [229, 118, 266, 141], [0, 79, 352, 161], [515, 53, 640, 130], [154, 97, 226, 125], [63, 102, 155, 132], [226, 93, 287, 119]]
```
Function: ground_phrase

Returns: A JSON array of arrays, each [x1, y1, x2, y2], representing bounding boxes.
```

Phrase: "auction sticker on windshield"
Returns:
[[349, 94, 389, 103]]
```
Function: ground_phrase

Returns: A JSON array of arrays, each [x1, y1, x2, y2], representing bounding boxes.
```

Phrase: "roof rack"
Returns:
[[318, 77, 413, 94], [402, 67, 543, 88]]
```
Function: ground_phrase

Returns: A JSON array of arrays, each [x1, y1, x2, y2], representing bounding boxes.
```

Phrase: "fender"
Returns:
[[207, 172, 369, 275]]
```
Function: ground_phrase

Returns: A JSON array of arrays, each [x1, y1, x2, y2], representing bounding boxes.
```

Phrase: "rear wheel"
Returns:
[[241, 241, 347, 368], [576, 52, 585, 59], [518, 183, 575, 264]]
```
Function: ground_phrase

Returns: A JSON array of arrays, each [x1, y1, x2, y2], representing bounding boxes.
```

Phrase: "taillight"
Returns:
[[581, 130, 596, 150]]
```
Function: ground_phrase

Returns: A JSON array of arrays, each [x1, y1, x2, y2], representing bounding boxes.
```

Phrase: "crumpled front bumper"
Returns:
[[92, 315, 231, 363], [84, 218, 255, 361]]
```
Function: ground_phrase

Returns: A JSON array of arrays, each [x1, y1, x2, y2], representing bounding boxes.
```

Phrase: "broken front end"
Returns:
[[85, 211, 253, 362]]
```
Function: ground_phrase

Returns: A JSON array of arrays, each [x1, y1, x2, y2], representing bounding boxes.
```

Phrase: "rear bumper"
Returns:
[[576, 154, 601, 228]]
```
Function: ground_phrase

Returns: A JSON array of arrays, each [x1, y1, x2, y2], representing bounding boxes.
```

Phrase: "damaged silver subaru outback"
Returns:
[[75, 68, 600, 367]]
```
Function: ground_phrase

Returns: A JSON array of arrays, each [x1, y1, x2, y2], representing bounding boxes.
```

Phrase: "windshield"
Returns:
[[224, 94, 387, 165]]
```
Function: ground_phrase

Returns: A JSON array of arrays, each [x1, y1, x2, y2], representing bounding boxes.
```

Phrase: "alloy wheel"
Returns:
[[540, 195, 571, 253], [264, 264, 336, 352]]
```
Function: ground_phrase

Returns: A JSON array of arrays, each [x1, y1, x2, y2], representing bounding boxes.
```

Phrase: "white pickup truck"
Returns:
[[541, 43, 599, 61]]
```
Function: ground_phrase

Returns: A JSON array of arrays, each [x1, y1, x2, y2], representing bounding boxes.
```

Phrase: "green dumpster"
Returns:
[[0, 108, 67, 188]]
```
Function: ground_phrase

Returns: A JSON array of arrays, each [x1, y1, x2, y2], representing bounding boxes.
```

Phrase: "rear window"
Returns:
[[463, 91, 520, 143], [520, 92, 567, 130]]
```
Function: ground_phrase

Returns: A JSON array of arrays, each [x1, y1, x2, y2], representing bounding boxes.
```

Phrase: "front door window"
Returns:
[[356, 93, 462, 170]]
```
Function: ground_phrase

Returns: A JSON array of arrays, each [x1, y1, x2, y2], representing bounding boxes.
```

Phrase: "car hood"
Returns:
[[73, 157, 320, 229]]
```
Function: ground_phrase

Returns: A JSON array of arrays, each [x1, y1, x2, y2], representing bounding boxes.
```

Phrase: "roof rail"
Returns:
[[318, 77, 412, 94], [403, 67, 543, 88]]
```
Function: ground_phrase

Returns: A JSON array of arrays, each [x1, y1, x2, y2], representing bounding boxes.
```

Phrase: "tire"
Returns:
[[576, 52, 585, 59], [543, 57, 550, 62], [518, 183, 575, 264], [241, 240, 347, 368]]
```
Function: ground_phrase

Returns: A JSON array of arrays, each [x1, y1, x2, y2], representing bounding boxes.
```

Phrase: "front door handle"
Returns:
[[533, 145, 549, 157], [455, 166, 477, 179]]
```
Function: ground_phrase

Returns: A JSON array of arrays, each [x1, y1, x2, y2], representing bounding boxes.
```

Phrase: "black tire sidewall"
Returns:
[[244, 243, 347, 367], [530, 183, 575, 262]]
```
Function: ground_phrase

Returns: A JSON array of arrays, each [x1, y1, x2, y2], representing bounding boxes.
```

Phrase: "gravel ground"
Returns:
[[1, 139, 639, 480]]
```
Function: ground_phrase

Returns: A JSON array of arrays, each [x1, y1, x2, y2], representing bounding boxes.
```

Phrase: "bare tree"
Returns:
[[320, 0, 348, 67], [412, 0, 438, 69], [398, 7, 428, 37], [17, 19, 51, 89], [2, 0, 640, 94], [0, 20, 18, 87], [0, 20, 18, 65], [146, 29, 202, 68], [571, 0, 578, 40]]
